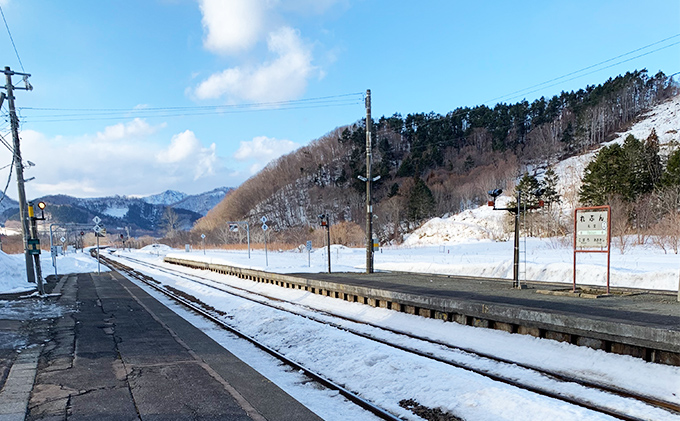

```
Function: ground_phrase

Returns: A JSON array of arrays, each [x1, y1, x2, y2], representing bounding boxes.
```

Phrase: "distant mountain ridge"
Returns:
[[142, 190, 189, 206], [142, 187, 232, 215], [0, 187, 232, 235]]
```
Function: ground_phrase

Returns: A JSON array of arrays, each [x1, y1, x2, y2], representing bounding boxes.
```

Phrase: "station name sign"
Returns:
[[575, 208, 609, 251]]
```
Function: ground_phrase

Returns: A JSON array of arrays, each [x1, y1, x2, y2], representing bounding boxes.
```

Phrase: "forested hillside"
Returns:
[[195, 70, 678, 244]]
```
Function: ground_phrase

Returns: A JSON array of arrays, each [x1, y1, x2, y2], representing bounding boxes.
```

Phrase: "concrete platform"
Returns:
[[1, 272, 323, 421], [165, 256, 680, 366]]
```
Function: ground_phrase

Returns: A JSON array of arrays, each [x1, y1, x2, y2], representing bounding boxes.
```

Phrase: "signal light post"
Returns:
[[318, 214, 331, 273], [488, 189, 544, 289], [28, 201, 47, 295]]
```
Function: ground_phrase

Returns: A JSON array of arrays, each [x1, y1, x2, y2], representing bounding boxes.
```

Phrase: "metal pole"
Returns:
[[5, 66, 35, 284], [247, 222, 250, 259], [573, 209, 577, 293], [49, 224, 58, 281], [96, 234, 100, 275], [365, 89, 373, 274], [264, 231, 268, 267], [326, 223, 331, 274], [28, 204, 44, 295], [513, 190, 520, 288]]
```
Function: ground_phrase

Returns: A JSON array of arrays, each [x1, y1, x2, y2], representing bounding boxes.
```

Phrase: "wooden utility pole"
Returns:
[[365, 89, 373, 274], [4, 66, 35, 284]]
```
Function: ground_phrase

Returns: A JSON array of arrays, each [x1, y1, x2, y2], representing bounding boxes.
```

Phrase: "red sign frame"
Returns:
[[573, 205, 611, 294]]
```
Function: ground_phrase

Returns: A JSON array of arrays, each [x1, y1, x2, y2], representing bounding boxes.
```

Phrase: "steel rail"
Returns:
[[106, 252, 680, 421], [95, 253, 402, 421]]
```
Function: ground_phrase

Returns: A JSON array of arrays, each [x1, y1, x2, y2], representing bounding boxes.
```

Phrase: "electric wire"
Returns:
[[495, 41, 680, 104], [19, 92, 364, 123], [485, 33, 680, 105], [0, 132, 14, 154], [0, 5, 25, 72], [0, 150, 14, 208]]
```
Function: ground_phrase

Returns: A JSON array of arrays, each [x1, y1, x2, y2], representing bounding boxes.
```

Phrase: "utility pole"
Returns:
[[3, 66, 35, 284], [365, 89, 373, 274]]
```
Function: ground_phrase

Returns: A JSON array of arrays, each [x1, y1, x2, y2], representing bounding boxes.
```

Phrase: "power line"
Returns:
[[20, 93, 365, 123], [0, 5, 25, 72], [485, 33, 680, 105], [497, 41, 680, 104], [0, 153, 14, 208]]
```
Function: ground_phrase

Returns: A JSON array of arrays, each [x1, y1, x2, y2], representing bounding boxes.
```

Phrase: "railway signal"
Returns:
[[488, 189, 544, 289]]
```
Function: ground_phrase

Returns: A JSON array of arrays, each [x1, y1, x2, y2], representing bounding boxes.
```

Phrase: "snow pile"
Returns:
[[403, 197, 512, 246], [139, 243, 174, 254], [0, 251, 109, 294], [0, 250, 32, 293]]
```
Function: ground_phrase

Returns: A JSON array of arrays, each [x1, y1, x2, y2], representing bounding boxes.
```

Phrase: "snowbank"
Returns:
[[0, 250, 109, 294]]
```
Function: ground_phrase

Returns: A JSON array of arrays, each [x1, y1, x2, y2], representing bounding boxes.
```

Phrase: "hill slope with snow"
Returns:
[[406, 95, 680, 248]]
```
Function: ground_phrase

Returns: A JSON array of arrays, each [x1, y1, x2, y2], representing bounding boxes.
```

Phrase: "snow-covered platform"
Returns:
[[1, 271, 322, 421], [166, 256, 680, 367]]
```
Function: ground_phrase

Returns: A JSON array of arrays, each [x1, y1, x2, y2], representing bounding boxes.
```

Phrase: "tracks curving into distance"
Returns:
[[97, 251, 680, 421]]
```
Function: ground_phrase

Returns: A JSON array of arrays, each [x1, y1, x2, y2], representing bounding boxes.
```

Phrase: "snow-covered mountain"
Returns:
[[142, 190, 188, 206], [142, 187, 231, 215], [172, 187, 232, 215], [0, 187, 232, 235], [0, 192, 19, 220]]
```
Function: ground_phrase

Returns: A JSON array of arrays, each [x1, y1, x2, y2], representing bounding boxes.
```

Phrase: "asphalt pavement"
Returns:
[[0, 272, 323, 421]]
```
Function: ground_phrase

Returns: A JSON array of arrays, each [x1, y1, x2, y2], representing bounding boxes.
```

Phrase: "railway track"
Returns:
[[96, 250, 680, 421]]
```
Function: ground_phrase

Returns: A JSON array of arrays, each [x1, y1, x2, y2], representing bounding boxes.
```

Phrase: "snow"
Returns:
[[0, 249, 108, 294], [108, 249, 680, 421], [163, 227, 679, 292], [103, 206, 128, 218]]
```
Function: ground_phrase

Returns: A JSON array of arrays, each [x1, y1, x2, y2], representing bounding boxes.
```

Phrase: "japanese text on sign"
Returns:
[[575, 209, 609, 250]]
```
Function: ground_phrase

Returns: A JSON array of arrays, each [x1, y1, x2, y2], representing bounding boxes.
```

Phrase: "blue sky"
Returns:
[[0, 0, 679, 199]]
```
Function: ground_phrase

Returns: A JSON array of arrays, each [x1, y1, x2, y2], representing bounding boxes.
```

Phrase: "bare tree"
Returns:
[[162, 207, 180, 239]]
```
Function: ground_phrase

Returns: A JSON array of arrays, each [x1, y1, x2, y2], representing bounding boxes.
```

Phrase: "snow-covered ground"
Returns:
[[0, 249, 107, 294], [105, 248, 680, 421], [0, 234, 678, 419]]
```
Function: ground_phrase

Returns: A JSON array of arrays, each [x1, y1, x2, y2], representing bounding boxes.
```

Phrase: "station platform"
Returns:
[[165, 256, 680, 366], [0, 271, 322, 421]]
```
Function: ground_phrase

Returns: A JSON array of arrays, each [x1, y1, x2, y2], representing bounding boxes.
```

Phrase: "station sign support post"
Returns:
[[573, 206, 611, 294]]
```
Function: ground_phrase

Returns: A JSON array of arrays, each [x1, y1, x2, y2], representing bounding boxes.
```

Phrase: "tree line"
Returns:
[[194, 70, 678, 246]]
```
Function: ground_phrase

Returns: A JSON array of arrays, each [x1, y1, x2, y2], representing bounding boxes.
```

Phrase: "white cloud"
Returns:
[[234, 135, 299, 174], [157, 130, 201, 163], [194, 26, 315, 102], [12, 124, 228, 198], [199, 0, 267, 55], [96, 118, 165, 142], [156, 130, 219, 180]]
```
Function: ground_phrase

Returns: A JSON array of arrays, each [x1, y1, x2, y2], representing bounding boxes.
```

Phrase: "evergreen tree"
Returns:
[[662, 148, 680, 186], [541, 167, 561, 207], [510, 172, 542, 208], [579, 134, 662, 205], [579, 143, 628, 205], [407, 177, 436, 223]]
